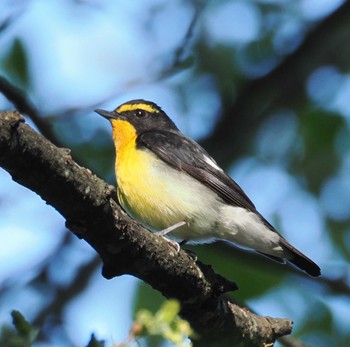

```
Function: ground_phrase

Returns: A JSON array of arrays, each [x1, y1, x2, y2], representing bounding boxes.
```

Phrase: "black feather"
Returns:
[[138, 130, 256, 211], [137, 129, 321, 277]]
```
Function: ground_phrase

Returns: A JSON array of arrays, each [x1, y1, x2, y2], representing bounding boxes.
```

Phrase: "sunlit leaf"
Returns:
[[132, 300, 193, 347]]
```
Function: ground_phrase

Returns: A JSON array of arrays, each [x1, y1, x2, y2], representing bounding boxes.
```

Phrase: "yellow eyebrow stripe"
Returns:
[[116, 103, 159, 114]]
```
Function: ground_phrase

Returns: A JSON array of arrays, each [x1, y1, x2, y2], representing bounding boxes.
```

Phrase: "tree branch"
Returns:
[[0, 110, 292, 346], [0, 76, 64, 148]]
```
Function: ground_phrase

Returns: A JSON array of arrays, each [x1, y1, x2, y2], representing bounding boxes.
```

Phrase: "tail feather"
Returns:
[[280, 238, 321, 277], [257, 251, 285, 264], [257, 212, 321, 276]]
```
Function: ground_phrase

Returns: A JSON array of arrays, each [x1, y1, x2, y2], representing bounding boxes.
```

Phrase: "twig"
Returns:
[[160, 0, 205, 78], [0, 110, 292, 346], [33, 256, 101, 328], [0, 76, 64, 148], [59, 0, 206, 113]]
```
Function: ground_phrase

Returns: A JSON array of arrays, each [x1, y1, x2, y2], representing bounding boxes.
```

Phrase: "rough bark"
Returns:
[[0, 110, 292, 346]]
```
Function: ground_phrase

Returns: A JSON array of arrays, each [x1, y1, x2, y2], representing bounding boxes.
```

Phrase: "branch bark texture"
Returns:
[[0, 110, 292, 346]]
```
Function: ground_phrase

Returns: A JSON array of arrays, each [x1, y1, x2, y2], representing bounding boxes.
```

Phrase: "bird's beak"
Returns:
[[95, 109, 119, 120]]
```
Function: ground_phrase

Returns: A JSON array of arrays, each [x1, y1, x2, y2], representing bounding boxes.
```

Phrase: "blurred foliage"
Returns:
[[86, 334, 105, 347], [126, 300, 193, 347], [296, 109, 344, 193], [0, 311, 38, 347], [186, 244, 286, 301], [133, 282, 165, 317], [327, 219, 350, 261], [0, 304, 193, 347], [0, 1, 350, 347], [1, 38, 29, 88]]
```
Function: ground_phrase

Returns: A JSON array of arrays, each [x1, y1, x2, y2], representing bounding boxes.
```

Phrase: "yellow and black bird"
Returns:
[[96, 99, 321, 277]]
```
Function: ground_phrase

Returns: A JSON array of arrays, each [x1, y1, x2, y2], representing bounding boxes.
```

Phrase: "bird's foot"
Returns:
[[161, 237, 181, 253]]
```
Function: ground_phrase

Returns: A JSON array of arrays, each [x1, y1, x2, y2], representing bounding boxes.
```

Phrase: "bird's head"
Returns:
[[95, 99, 178, 135]]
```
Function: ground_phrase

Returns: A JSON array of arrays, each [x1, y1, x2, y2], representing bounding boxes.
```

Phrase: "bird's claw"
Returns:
[[161, 237, 181, 253]]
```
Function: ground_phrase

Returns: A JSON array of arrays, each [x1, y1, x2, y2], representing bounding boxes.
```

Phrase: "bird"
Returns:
[[95, 99, 321, 277]]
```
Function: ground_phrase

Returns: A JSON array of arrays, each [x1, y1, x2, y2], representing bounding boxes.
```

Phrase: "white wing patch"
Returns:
[[203, 154, 223, 172]]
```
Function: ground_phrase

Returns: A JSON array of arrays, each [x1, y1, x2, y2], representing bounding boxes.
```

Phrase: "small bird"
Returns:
[[96, 99, 321, 277]]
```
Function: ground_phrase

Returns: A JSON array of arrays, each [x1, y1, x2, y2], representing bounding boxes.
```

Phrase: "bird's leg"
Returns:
[[154, 221, 186, 253], [155, 220, 186, 236]]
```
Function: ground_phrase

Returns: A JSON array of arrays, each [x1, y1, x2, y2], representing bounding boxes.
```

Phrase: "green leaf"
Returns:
[[0, 311, 39, 347], [133, 300, 193, 347], [132, 282, 166, 347], [2, 38, 29, 87], [11, 311, 38, 343], [86, 333, 105, 347], [155, 300, 180, 323]]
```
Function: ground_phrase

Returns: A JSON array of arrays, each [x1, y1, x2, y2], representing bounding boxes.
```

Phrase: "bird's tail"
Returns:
[[280, 238, 321, 277]]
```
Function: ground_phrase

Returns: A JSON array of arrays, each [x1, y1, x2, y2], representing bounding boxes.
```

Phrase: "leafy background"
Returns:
[[0, 0, 349, 346]]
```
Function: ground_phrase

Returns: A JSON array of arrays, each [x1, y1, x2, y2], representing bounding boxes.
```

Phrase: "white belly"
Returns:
[[117, 149, 284, 256], [117, 148, 221, 241]]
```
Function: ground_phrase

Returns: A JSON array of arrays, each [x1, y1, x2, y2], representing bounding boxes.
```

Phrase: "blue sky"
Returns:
[[0, 1, 349, 346]]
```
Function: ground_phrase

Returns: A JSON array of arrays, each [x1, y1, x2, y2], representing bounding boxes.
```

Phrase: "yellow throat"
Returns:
[[110, 119, 137, 155]]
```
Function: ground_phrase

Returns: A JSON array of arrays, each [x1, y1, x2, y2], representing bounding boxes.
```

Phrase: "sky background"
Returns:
[[0, 1, 349, 346]]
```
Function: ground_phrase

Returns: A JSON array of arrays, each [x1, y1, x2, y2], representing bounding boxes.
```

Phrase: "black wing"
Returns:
[[138, 130, 321, 277], [137, 129, 257, 212]]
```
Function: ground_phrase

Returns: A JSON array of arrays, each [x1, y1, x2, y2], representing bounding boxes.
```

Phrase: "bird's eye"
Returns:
[[136, 110, 146, 118]]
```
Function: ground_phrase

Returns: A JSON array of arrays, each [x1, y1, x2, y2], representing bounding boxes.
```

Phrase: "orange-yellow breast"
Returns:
[[110, 119, 221, 239], [111, 119, 184, 231], [108, 118, 292, 257]]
